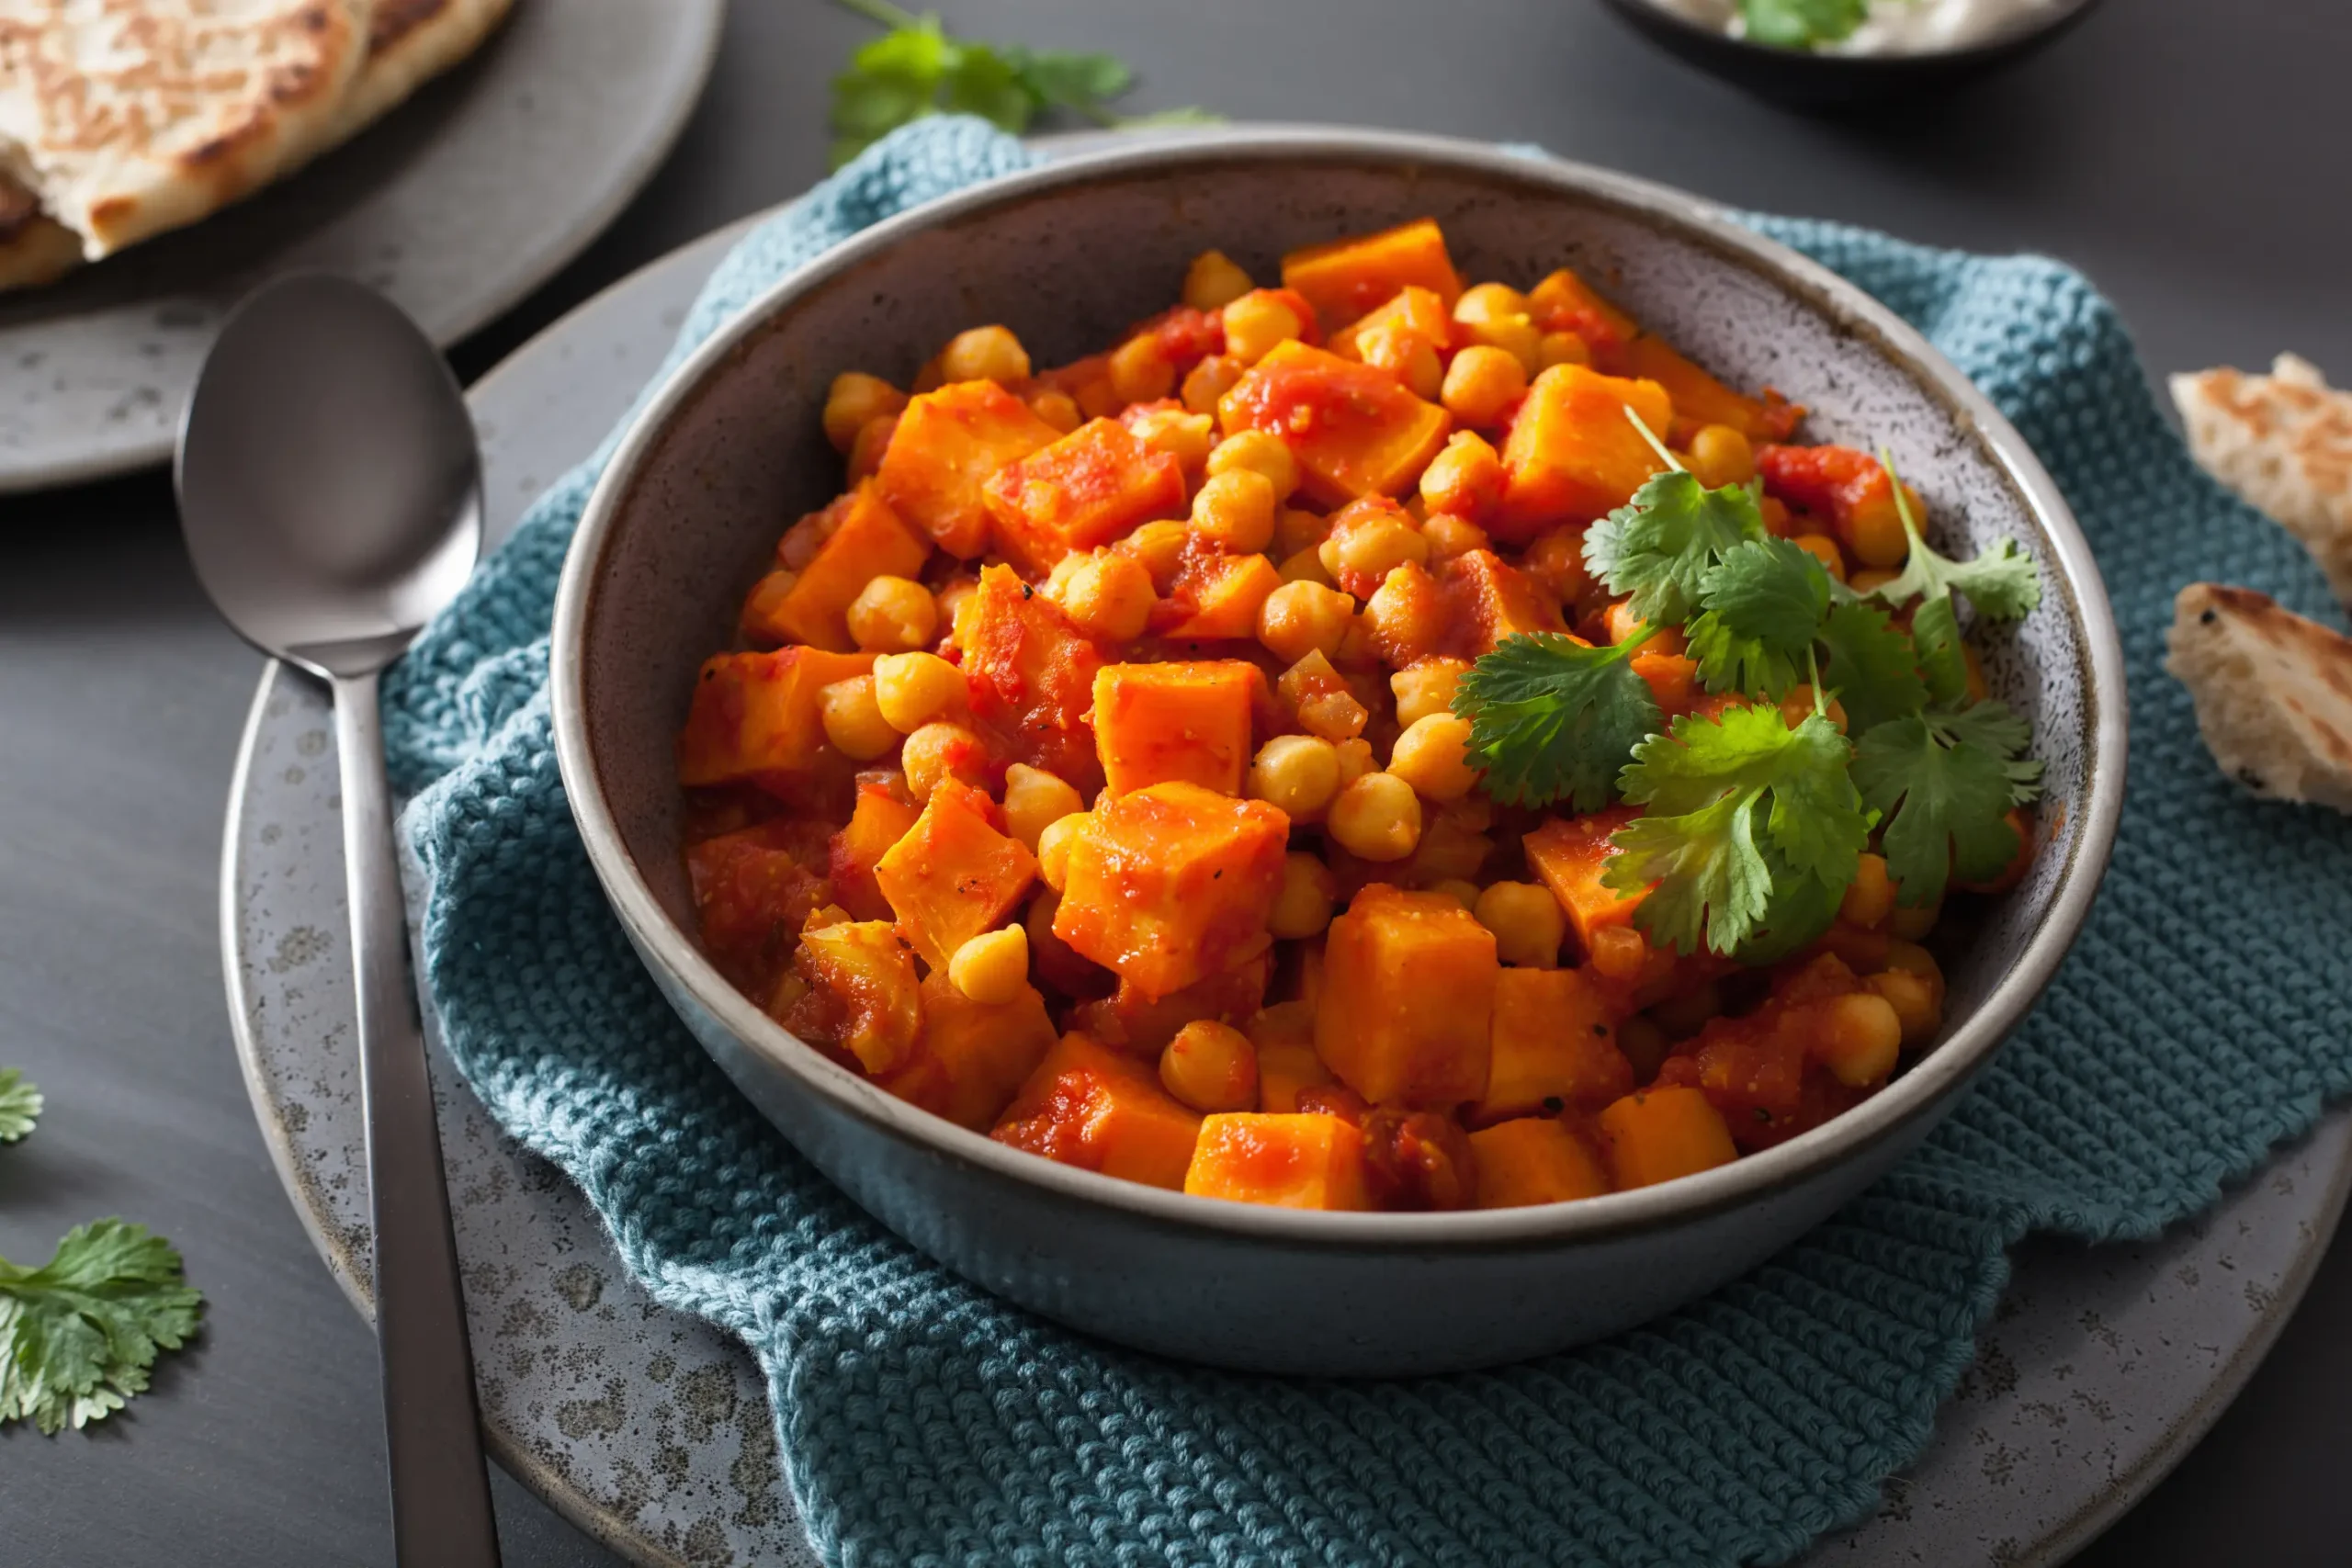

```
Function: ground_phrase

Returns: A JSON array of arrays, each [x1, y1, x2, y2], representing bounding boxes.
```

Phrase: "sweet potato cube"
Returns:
[[1183, 1113, 1373, 1210], [1316, 885, 1498, 1108], [1634, 651, 1698, 719], [1068, 954, 1271, 1058], [990, 1032, 1203, 1189], [784, 919, 922, 1076], [763, 483, 932, 651], [1329, 284, 1454, 363], [1218, 341, 1453, 506], [1525, 267, 1638, 362], [1618, 335, 1775, 445], [1435, 548, 1566, 656], [677, 647, 878, 785], [1152, 548, 1283, 641], [982, 417, 1186, 575], [1598, 1087, 1738, 1190], [877, 380, 1061, 558], [1053, 781, 1289, 1002], [1473, 968, 1633, 1123], [1280, 218, 1463, 325], [958, 563, 1106, 791], [1495, 364, 1675, 540], [875, 968, 1058, 1131], [1469, 1119, 1611, 1208], [828, 780, 922, 922], [1524, 807, 1648, 957], [685, 818, 834, 988], [1245, 1002, 1333, 1112], [1091, 660, 1261, 796], [874, 778, 1037, 970]]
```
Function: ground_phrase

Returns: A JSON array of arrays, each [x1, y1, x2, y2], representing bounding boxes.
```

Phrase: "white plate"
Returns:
[[222, 207, 2352, 1568], [0, 0, 721, 495]]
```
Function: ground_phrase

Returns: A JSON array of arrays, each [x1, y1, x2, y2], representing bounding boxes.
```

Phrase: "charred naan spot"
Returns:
[[2237, 766, 2269, 794]]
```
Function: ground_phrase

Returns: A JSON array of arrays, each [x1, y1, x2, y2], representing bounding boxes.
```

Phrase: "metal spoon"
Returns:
[[177, 274, 499, 1568]]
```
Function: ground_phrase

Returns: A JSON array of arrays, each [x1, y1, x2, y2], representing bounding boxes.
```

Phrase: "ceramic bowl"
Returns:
[[549, 127, 2126, 1376], [1596, 0, 2105, 109]]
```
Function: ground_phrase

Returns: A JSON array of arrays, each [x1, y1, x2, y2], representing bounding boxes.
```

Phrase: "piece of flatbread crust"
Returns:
[[323, 0, 514, 145], [0, 1, 373, 261], [0, 166, 80, 288], [2165, 581, 2352, 814], [2172, 355, 2352, 608]]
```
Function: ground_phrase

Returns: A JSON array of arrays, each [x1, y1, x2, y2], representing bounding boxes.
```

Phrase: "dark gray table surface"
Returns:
[[2, 2, 2346, 1562]]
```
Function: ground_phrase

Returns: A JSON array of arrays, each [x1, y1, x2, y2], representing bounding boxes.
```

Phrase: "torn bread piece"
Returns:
[[2172, 355, 2352, 606], [2165, 582, 2352, 813], [323, 0, 516, 145]]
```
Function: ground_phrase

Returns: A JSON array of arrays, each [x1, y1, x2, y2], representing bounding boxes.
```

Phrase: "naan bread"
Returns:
[[0, 166, 79, 288], [0, 1, 373, 260], [325, 0, 514, 145], [2165, 581, 2352, 815], [2172, 355, 2352, 607]]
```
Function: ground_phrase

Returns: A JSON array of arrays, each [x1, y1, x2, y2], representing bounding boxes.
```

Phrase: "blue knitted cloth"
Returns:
[[389, 118, 2352, 1566]]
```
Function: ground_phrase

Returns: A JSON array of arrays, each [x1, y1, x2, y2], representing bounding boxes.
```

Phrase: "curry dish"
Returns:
[[675, 218, 2041, 1213]]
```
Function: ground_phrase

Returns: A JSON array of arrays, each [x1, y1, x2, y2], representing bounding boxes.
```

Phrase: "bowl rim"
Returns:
[[550, 124, 2128, 1252], [1596, 0, 2105, 67]]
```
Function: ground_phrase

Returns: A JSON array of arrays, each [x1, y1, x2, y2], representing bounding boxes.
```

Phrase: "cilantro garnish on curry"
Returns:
[[673, 218, 2043, 1213]]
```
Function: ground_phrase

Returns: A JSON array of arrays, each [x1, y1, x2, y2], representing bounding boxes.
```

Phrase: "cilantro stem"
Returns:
[[1623, 404, 1687, 472], [1875, 444, 1928, 561], [835, 0, 924, 28], [1807, 645, 1825, 716]]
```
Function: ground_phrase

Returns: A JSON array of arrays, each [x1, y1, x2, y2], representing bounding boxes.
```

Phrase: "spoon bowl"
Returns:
[[178, 273, 481, 676]]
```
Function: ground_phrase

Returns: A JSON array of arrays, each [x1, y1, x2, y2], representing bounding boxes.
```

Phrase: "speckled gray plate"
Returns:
[[0, 0, 720, 496], [221, 197, 2352, 1567]]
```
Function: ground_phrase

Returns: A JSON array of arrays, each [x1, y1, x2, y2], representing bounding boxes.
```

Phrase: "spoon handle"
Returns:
[[332, 669, 503, 1568]]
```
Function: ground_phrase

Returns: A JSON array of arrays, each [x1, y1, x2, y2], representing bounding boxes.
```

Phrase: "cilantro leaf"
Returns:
[[1685, 537, 1833, 699], [1453, 632, 1664, 812], [0, 1220, 203, 1434], [1851, 702, 2041, 908], [0, 1070, 39, 1144], [1815, 601, 1927, 736], [1582, 471, 1770, 629], [827, 1, 1216, 166], [1741, 0, 1870, 49], [1607, 705, 1871, 955], [1862, 454, 2041, 622], [1733, 846, 1848, 965], [1909, 593, 1972, 708]]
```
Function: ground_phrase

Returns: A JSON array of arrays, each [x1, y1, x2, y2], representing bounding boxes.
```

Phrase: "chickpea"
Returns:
[[1441, 345, 1529, 427], [1248, 734, 1342, 820], [872, 650, 967, 732], [1778, 683, 1849, 735], [1388, 338, 1446, 401], [1391, 659, 1469, 728], [1839, 852, 1894, 930], [1127, 406, 1215, 476], [1221, 289, 1305, 365], [1256, 580, 1355, 665], [1418, 430, 1505, 522], [847, 412, 898, 484], [1865, 967, 1942, 1045], [1159, 1020, 1259, 1113], [934, 577, 980, 650], [1523, 525, 1591, 604], [818, 675, 898, 761], [1849, 567, 1899, 595], [1317, 508, 1428, 589], [1182, 249, 1254, 311], [937, 324, 1031, 385], [1687, 423, 1756, 489], [1453, 281, 1531, 323], [1045, 548, 1156, 641], [1027, 388, 1083, 434], [1815, 992, 1903, 1088], [1204, 429, 1299, 502], [1035, 813, 1087, 892], [1587, 923, 1649, 982], [1792, 532, 1848, 582], [1386, 712, 1478, 802], [1192, 468, 1278, 554], [1182, 354, 1245, 415], [1846, 482, 1919, 570], [1332, 738, 1376, 789], [1419, 513, 1488, 561], [1476, 880, 1567, 968], [1535, 330, 1590, 370], [1888, 897, 1941, 943], [1603, 601, 1684, 654], [1758, 495, 1793, 536], [1001, 763, 1085, 852], [821, 372, 907, 454], [1452, 288, 1544, 372], [945, 926, 1032, 1006], [1268, 852, 1339, 939], [1108, 333, 1177, 406], [1326, 772, 1422, 862], [845, 575, 939, 653], [1278, 545, 1337, 587], [1117, 518, 1192, 592], [899, 720, 984, 801], [1275, 506, 1332, 560], [1363, 564, 1444, 668], [1883, 939, 1945, 997]]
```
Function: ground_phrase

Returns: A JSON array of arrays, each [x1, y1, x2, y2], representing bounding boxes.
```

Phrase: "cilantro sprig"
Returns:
[[1854, 703, 2044, 908], [0, 1069, 40, 1144], [1741, 0, 1870, 50], [1685, 537, 1835, 700], [1605, 704, 1872, 958], [0, 1221, 204, 1434], [1582, 457, 1771, 628], [829, 0, 1217, 168], [1453, 630, 1664, 813], [1861, 449, 2042, 623]]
